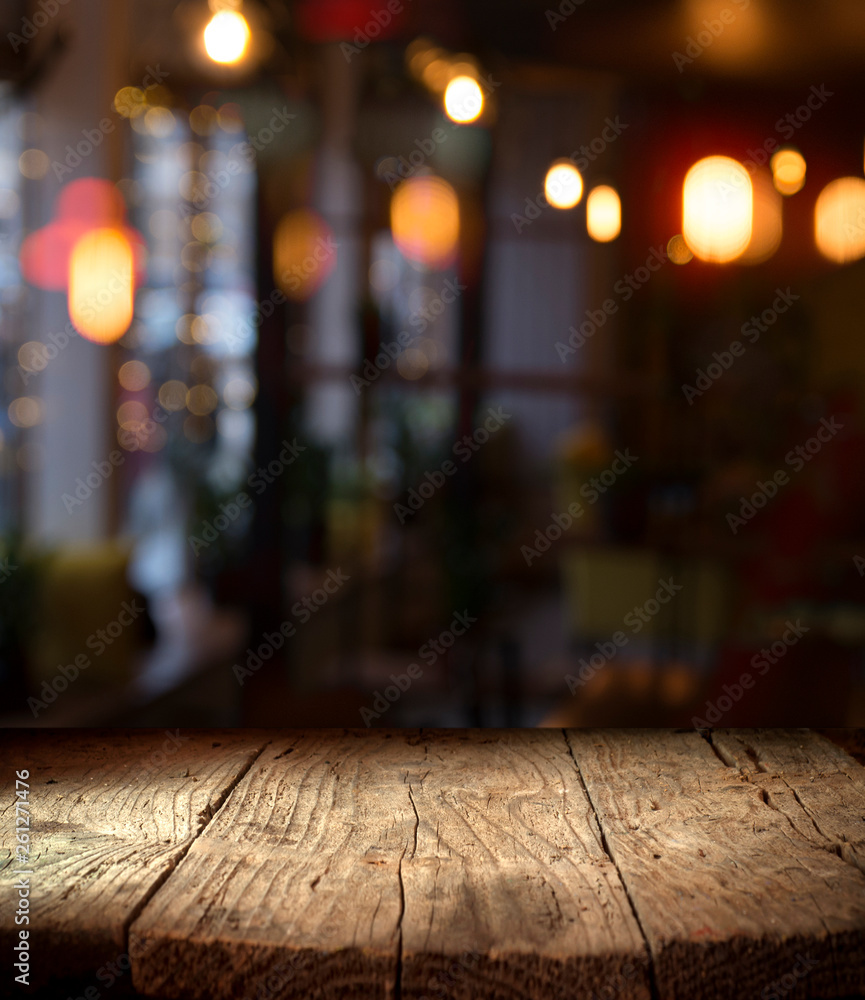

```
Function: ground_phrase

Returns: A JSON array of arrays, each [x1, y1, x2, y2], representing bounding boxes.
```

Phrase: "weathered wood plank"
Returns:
[[711, 728, 865, 875], [0, 730, 268, 985], [398, 729, 651, 1000], [130, 731, 415, 1000], [567, 729, 865, 1000], [130, 730, 651, 1000]]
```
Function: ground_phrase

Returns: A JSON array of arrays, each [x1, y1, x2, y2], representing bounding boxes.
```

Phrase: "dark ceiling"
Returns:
[[456, 0, 865, 87], [6, 0, 865, 105]]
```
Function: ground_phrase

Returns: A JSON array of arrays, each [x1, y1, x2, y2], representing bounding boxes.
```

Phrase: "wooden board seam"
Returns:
[[120, 738, 272, 962], [561, 729, 661, 1000]]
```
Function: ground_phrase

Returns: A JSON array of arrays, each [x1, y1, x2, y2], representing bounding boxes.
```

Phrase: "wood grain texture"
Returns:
[[398, 730, 651, 1000], [568, 731, 865, 998], [130, 731, 415, 1000], [711, 728, 865, 875], [0, 730, 267, 985], [5, 729, 865, 1000], [567, 729, 865, 1000], [130, 730, 651, 1000]]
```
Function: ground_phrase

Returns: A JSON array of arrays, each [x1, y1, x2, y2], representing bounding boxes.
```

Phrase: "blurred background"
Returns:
[[1, 0, 865, 728]]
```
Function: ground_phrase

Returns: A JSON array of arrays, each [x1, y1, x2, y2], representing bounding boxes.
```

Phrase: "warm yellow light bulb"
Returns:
[[814, 176, 865, 264], [682, 155, 752, 263], [586, 185, 621, 241], [771, 148, 806, 196], [203, 10, 251, 65], [390, 176, 460, 269], [444, 76, 484, 124], [544, 161, 583, 210], [68, 228, 134, 344]]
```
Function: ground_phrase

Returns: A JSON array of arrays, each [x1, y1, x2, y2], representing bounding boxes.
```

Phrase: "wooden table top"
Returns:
[[1, 729, 863, 1000]]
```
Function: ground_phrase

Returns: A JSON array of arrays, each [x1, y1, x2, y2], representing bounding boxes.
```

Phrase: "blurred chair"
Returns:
[[29, 541, 148, 688], [560, 547, 728, 646], [550, 547, 729, 725]]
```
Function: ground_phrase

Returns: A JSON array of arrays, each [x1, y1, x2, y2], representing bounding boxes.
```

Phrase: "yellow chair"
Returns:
[[560, 547, 728, 644], [29, 541, 144, 687]]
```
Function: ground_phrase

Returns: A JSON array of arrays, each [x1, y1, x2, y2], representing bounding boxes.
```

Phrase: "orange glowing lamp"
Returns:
[[390, 176, 460, 270], [19, 178, 146, 343]]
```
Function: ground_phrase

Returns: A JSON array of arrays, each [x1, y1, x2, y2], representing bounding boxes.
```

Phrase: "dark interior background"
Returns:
[[1, 0, 865, 728]]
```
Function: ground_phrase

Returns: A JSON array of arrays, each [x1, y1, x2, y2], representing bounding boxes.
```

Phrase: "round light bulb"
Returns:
[[203, 10, 251, 65], [544, 161, 583, 210], [444, 76, 484, 124]]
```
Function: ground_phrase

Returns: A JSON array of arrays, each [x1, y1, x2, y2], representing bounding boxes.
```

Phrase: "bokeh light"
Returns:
[[771, 148, 806, 196], [8, 397, 43, 429], [191, 314, 219, 344], [18, 149, 50, 180], [586, 185, 621, 242], [544, 161, 583, 210], [175, 314, 197, 345], [18, 342, 49, 374], [158, 380, 188, 411], [189, 105, 218, 136], [144, 106, 176, 138], [203, 10, 251, 65], [390, 176, 460, 269], [684, 0, 766, 68], [682, 156, 752, 263], [117, 400, 149, 429], [118, 360, 151, 391], [191, 212, 224, 243], [422, 58, 451, 92], [20, 178, 146, 299], [223, 377, 257, 410], [666, 234, 694, 265], [273, 210, 337, 300], [114, 87, 147, 119], [397, 347, 429, 380], [444, 75, 484, 124], [68, 228, 135, 344], [814, 176, 865, 264], [187, 384, 218, 416]]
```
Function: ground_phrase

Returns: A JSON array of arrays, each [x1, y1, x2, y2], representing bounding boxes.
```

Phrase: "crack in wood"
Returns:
[[395, 850, 407, 1000], [407, 785, 420, 860], [717, 730, 865, 879], [561, 730, 661, 1000], [38, 729, 859, 999], [396, 769, 422, 1000], [697, 728, 737, 768], [782, 779, 865, 877], [120, 739, 271, 957]]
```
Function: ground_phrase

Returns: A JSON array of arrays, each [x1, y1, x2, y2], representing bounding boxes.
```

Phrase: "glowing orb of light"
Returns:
[[390, 176, 460, 270], [444, 75, 484, 124], [68, 228, 135, 344], [586, 185, 621, 242], [544, 161, 583, 210], [204, 10, 251, 65], [771, 148, 806, 196], [682, 155, 752, 263], [814, 176, 865, 264]]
